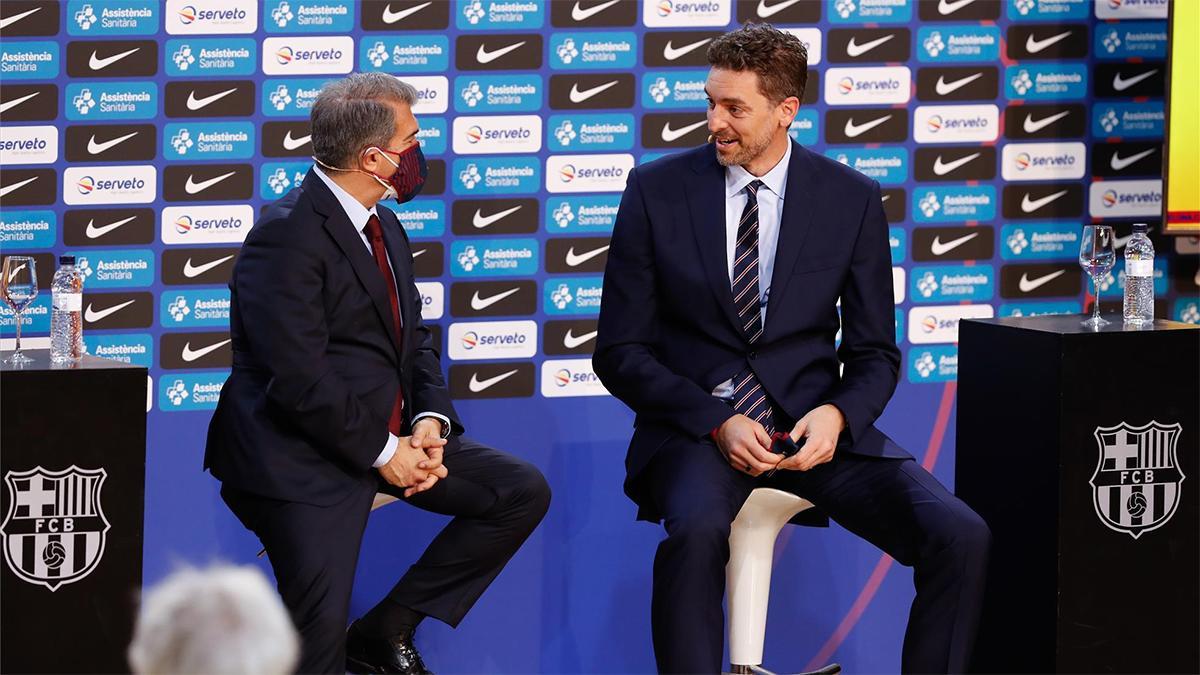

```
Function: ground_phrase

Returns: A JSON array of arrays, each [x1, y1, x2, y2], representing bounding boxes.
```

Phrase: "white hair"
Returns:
[[128, 564, 299, 675]]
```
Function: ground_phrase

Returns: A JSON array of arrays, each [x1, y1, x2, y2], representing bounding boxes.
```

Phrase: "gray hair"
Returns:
[[127, 564, 299, 675], [310, 72, 418, 168]]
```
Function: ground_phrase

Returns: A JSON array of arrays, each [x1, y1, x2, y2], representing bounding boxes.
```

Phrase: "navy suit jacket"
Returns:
[[205, 170, 461, 506], [593, 141, 909, 521]]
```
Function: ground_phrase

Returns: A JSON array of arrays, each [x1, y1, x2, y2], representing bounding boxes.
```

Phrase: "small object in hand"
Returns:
[[765, 432, 799, 477]]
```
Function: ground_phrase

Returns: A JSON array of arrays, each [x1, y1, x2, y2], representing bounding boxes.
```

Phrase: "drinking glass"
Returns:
[[2, 256, 39, 364], [1078, 225, 1115, 328]]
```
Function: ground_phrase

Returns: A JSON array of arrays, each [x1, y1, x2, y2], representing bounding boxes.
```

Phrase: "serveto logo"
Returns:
[[642, 69, 708, 109], [545, 276, 603, 315], [262, 36, 352, 75], [545, 195, 619, 233], [63, 166, 155, 206], [415, 281, 444, 321], [448, 320, 538, 360], [908, 345, 958, 383], [0, 125, 57, 165], [907, 304, 994, 344], [1006, 64, 1088, 100], [64, 249, 153, 289], [457, 0, 545, 29], [910, 264, 995, 303], [166, 0, 257, 34], [64, 82, 157, 122], [1093, 102, 1164, 139], [0, 41, 59, 81], [826, 148, 908, 185], [407, 75, 449, 115], [452, 115, 542, 155], [824, 66, 910, 105], [160, 289, 231, 327], [0, 210, 56, 249], [1001, 142, 1085, 181], [550, 32, 636, 70], [914, 104, 998, 143], [69, 1, 158, 35], [643, 0, 730, 27], [164, 38, 256, 77], [451, 238, 538, 277], [360, 35, 447, 74], [1000, 223, 1080, 260], [546, 154, 634, 194], [1095, 25, 1167, 60], [917, 26, 1000, 62], [1095, 0, 1168, 19], [542, 358, 610, 397], [163, 122, 254, 160], [913, 185, 996, 223], [160, 204, 254, 245], [1089, 180, 1162, 218], [452, 156, 540, 195], [264, 0, 353, 33], [159, 373, 228, 411], [454, 74, 542, 113]]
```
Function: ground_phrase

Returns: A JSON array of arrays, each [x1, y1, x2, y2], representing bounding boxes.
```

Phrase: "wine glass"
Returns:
[[1078, 225, 1115, 328], [2, 256, 39, 364]]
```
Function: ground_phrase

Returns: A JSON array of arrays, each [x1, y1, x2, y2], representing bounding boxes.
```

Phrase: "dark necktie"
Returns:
[[365, 213, 404, 436], [729, 180, 775, 434]]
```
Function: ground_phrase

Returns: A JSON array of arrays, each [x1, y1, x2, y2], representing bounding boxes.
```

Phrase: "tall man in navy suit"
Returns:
[[594, 24, 990, 674], [205, 73, 550, 675]]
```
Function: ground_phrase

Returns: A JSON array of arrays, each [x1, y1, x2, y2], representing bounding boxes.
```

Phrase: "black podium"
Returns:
[[957, 316, 1199, 674], [1, 350, 147, 674]]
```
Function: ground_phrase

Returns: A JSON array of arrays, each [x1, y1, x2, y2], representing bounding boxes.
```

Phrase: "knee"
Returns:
[[930, 504, 991, 561], [663, 511, 732, 559], [507, 461, 551, 524]]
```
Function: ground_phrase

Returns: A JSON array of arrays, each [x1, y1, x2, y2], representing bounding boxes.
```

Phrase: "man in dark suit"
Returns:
[[594, 24, 990, 674], [205, 73, 550, 675]]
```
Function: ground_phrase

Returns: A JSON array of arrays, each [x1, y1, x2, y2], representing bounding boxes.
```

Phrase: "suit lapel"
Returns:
[[764, 141, 817, 339], [686, 152, 744, 337]]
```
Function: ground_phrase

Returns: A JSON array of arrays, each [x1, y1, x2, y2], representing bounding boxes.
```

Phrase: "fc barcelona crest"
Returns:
[[1, 466, 110, 591], [1090, 422, 1185, 540]]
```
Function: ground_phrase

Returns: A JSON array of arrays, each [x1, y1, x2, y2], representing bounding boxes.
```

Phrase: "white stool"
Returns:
[[726, 488, 840, 675]]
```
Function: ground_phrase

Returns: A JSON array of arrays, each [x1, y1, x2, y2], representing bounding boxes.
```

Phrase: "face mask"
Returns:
[[312, 143, 427, 204]]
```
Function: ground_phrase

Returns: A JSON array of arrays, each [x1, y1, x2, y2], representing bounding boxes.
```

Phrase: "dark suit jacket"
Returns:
[[205, 170, 461, 506], [593, 141, 909, 521]]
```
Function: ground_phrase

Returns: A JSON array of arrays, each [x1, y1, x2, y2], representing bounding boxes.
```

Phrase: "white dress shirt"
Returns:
[[312, 166, 449, 467], [712, 141, 792, 399]]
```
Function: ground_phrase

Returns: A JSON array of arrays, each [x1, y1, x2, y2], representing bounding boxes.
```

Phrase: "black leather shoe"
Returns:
[[345, 619, 433, 675]]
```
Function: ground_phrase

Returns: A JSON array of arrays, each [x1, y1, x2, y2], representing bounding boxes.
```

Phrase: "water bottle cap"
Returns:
[[1132, 223, 1148, 233], [59, 255, 75, 265]]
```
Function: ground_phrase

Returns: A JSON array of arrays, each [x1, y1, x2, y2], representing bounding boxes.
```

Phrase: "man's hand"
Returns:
[[379, 419, 449, 498], [715, 414, 778, 477], [410, 418, 448, 474], [776, 404, 845, 472]]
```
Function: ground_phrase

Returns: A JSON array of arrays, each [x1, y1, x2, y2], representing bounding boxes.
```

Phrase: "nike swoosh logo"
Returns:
[[569, 80, 618, 103], [572, 0, 620, 21], [86, 215, 137, 238], [563, 329, 598, 349], [1112, 69, 1158, 92], [476, 41, 526, 64], [757, 0, 805, 17], [1018, 270, 1065, 293], [0, 176, 37, 199], [187, 87, 237, 111], [0, 6, 42, 30], [1023, 110, 1070, 133], [1021, 189, 1068, 213], [1110, 148, 1156, 171], [473, 205, 522, 228], [844, 114, 892, 138], [185, 171, 236, 195], [565, 245, 610, 267], [1025, 30, 1071, 54], [933, 152, 981, 176], [0, 91, 40, 115], [181, 339, 231, 362], [470, 287, 520, 310], [930, 232, 979, 256], [663, 37, 712, 61], [84, 300, 136, 323], [661, 119, 707, 142], [282, 131, 311, 151], [89, 47, 139, 71], [938, 0, 977, 14], [183, 255, 234, 278], [87, 131, 139, 155], [468, 369, 518, 393], [411, 248, 427, 259], [846, 34, 895, 58], [381, 1, 430, 23], [935, 72, 983, 95]]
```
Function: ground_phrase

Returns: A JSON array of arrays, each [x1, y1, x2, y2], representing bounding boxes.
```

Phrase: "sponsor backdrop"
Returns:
[[1, 0, 1197, 671]]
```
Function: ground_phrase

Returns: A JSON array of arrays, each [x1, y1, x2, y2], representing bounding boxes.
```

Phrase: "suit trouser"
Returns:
[[646, 436, 990, 674], [221, 436, 551, 674]]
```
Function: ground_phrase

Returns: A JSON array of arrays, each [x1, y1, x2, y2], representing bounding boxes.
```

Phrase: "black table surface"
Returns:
[[964, 315, 1199, 336], [0, 349, 145, 373]]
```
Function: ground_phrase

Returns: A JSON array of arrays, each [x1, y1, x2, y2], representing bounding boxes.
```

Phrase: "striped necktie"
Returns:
[[729, 180, 775, 434]]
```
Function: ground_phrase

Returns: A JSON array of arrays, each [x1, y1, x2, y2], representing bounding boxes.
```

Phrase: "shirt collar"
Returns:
[[725, 139, 792, 200], [312, 164, 378, 235]]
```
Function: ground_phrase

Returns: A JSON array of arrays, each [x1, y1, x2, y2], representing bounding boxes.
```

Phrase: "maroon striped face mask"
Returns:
[[363, 144, 427, 204]]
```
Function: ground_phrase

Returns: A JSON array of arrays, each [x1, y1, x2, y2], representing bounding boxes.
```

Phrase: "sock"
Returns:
[[358, 598, 424, 638]]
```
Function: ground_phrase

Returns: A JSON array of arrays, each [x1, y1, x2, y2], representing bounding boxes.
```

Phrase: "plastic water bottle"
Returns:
[[1122, 223, 1155, 325], [50, 256, 84, 363]]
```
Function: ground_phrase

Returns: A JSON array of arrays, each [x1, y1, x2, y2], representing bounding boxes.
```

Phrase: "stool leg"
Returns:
[[727, 514, 789, 668]]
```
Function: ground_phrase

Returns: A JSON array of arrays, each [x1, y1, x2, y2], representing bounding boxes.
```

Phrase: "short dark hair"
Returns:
[[706, 22, 808, 105], [310, 73, 418, 168]]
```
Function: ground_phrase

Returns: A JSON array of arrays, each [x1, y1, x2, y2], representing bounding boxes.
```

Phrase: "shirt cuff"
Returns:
[[412, 412, 451, 439], [372, 433, 400, 468]]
